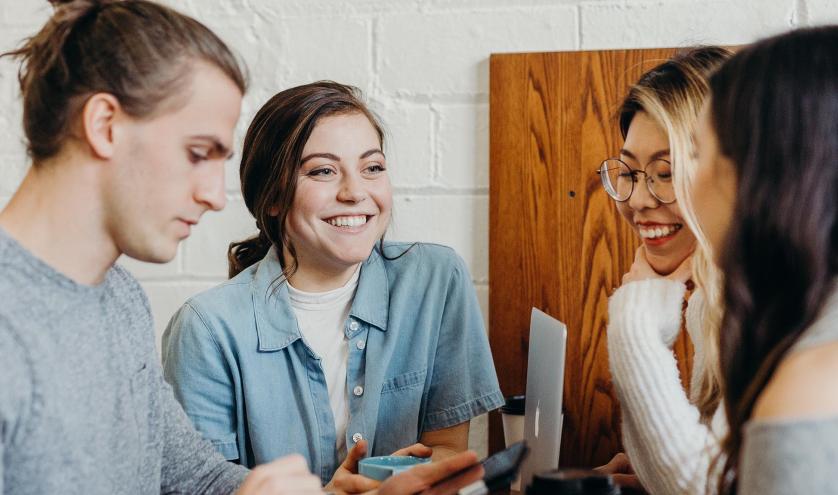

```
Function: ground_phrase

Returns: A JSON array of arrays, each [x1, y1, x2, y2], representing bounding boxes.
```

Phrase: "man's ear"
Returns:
[[81, 93, 122, 159]]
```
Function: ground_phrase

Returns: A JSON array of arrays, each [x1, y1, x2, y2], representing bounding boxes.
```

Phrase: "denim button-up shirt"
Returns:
[[162, 242, 503, 484]]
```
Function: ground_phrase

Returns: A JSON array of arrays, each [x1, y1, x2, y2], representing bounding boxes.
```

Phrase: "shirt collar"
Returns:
[[251, 246, 389, 352], [251, 247, 300, 351], [349, 247, 389, 333]]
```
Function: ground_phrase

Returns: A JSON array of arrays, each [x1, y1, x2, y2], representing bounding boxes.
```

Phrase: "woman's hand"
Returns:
[[326, 440, 434, 494], [374, 450, 483, 495], [622, 246, 692, 285], [325, 440, 379, 494], [594, 453, 647, 494], [392, 443, 434, 458], [236, 454, 324, 494]]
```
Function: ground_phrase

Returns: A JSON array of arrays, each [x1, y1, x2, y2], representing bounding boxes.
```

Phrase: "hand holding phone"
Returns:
[[464, 441, 530, 495], [375, 450, 484, 495], [371, 442, 529, 495], [440, 441, 530, 495]]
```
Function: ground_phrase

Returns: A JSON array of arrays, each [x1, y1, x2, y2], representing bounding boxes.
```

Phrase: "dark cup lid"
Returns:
[[527, 469, 620, 495], [500, 395, 525, 415]]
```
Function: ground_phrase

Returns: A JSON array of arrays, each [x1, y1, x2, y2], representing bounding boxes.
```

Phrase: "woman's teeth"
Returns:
[[327, 215, 368, 227], [638, 224, 682, 240]]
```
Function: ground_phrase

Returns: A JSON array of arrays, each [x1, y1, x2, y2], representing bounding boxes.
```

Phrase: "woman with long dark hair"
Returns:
[[162, 81, 503, 493], [690, 26, 838, 494]]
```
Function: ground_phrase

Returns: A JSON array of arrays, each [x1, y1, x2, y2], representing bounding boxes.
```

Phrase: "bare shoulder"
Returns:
[[753, 341, 838, 420]]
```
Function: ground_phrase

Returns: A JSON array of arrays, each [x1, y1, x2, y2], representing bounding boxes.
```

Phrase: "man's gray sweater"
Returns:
[[0, 228, 248, 494]]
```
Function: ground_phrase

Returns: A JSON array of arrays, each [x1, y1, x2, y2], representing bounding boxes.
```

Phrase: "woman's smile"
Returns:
[[636, 221, 684, 245], [324, 214, 372, 229]]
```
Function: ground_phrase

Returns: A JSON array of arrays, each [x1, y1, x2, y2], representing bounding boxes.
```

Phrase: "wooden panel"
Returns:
[[489, 48, 694, 468]]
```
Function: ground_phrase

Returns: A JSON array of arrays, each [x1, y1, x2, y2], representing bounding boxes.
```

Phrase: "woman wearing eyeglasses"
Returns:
[[595, 47, 733, 495]]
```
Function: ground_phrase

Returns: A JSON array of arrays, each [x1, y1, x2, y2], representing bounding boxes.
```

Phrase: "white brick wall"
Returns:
[[1, 0, 835, 459]]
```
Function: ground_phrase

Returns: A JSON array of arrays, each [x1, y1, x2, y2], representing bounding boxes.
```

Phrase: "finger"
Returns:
[[409, 450, 479, 484], [610, 452, 631, 472], [423, 464, 484, 495], [341, 439, 369, 474], [376, 451, 480, 495], [623, 246, 655, 284], [593, 453, 626, 474], [392, 443, 433, 458], [634, 245, 646, 264], [611, 473, 646, 491], [337, 473, 381, 493], [633, 246, 655, 272]]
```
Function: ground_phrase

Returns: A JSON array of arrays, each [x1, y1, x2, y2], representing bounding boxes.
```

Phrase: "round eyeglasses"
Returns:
[[597, 158, 676, 204]]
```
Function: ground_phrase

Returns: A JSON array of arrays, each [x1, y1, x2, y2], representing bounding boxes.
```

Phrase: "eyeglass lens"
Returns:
[[600, 159, 674, 203]]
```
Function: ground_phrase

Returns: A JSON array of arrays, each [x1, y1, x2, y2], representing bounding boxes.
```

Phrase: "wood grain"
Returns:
[[489, 48, 694, 468]]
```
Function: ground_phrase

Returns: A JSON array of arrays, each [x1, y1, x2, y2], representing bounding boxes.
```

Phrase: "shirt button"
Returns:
[[349, 321, 360, 331], [352, 432, 363, 443], [353, 385, 364, 396], [356, 340, 366, 350]]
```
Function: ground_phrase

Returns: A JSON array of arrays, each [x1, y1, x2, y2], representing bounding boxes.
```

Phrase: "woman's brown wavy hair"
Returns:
[[711, 26, 838, 494]]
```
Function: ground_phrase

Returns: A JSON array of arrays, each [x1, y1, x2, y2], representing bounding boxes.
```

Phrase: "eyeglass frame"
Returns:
[[595, 157, 677, 204]]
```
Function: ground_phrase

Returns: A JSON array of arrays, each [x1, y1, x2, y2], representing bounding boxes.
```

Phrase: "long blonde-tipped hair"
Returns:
[[619, 47, 732, 421]]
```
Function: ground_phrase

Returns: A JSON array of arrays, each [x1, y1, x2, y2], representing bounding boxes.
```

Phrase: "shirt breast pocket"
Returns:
[[381, 368, 427, 395], [377, 368, 427, 452]]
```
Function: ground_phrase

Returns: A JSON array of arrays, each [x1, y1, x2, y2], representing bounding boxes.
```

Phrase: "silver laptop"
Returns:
[[519, 308, 567, 491]]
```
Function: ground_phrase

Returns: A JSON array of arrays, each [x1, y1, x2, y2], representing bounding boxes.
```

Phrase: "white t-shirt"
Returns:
[[287, 268, 359, 460]]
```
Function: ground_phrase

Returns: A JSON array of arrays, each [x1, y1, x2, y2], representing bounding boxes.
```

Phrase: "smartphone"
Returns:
[[457, 441, 530, 495]]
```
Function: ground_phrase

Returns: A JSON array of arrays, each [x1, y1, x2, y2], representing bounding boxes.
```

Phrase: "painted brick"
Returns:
[[430, 0, 583, 9], [161, 0, 248, 18], [0, 45, 28, 199], [182, 197, 258, 277], [581, 0, 795, 49], [119, 250, 182, 281], [251, 0, 422, 18], [379, 7, 577, 95], [141, 281, 222, 352], [436, 103, 489, 189], [0, 4, 50, 30], [0, 153, 26, 198], [806, 0, 838, 24], [389, 194, 488, 282], [274, 17, 373, 92], [200, 14, 285, 94], [224, 155, 243, 195], [370, 99, 435, 187]]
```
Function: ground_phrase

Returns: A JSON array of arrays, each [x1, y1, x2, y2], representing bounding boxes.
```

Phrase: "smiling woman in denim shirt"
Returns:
[[161, 81, 504, 493]]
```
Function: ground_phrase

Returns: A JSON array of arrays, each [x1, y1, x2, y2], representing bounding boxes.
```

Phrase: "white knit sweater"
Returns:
[[607, 279, 727, 495]]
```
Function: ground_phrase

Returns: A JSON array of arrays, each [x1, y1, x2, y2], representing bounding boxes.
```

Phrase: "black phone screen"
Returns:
[[481, 441, 529, 489]]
